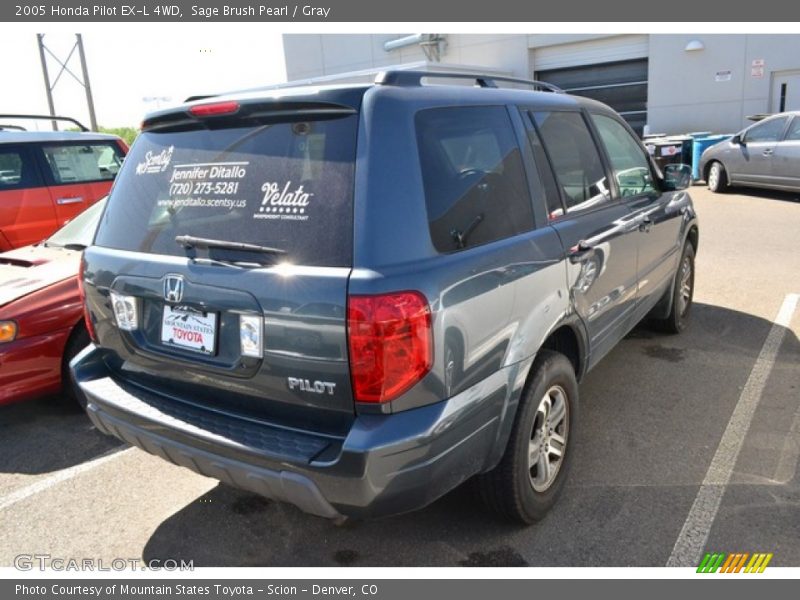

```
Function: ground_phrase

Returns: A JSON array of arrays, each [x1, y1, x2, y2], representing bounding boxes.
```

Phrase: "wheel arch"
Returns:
[[704, 158, 725, 183], [539, 320, 588, 382]]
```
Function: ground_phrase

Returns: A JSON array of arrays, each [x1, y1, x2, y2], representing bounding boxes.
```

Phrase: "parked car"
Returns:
[[0, 197, 106, 406], [0, 115, 127, 252], [700, 111, 800, 193], [73, 71, 698, 523]]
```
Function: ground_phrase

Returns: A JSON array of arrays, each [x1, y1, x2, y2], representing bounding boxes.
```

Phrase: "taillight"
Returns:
[[188, 101, 240, 117], [77, 258, 97, 342], [109, 292, 139, 331], [347, 291, 432, 403]]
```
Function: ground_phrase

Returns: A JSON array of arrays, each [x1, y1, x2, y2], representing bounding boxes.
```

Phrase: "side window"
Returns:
[[0, 146, 42, 190], [416, 106, 535, 253], [41, 143, 124, 184], [532, 111, 610, 216], [785, 118, 800, 141], [743, 117, 789, 143], [590, 113, 657, 198]]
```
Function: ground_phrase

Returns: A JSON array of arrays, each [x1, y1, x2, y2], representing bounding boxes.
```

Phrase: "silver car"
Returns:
[[700, 111, 800, 193]]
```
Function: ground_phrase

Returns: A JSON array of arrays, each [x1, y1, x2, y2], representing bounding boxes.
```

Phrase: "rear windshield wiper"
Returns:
[[189, 257, 263, 269], [41, 242, 87, 250], [175, 235, 286, 256], [450, 214, 485, 250]]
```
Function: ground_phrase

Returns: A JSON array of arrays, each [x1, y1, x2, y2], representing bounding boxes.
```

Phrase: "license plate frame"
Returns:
[[160, 305, 218, 355]]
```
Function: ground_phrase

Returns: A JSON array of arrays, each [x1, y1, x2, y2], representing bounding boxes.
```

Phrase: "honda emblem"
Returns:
[[164, 275, 184, 303]]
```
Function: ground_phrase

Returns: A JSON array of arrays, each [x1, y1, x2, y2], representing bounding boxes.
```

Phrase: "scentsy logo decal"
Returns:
[[255, 181, 313, 221], [135, 146, 174, 175]]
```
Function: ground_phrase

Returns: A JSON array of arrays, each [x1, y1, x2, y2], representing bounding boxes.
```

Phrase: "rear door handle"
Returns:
[[56, 196, 84, 205], [762, 149, 774, 157], [569, 241, 596, 264], [639, 216, 653, 233]]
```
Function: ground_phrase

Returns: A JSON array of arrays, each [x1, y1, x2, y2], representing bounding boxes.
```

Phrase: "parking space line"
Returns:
[[0, 446, 133, 512], [666, 293, 799, 567]]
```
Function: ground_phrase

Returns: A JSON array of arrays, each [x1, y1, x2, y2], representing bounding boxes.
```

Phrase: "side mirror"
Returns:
[[663, 163, 692, 191], [732, 133, 744, 145]]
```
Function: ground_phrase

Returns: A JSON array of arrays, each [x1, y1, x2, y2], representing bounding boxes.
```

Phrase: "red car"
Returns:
[[0, 115, 127, 252], [0, 197, 106, 405]]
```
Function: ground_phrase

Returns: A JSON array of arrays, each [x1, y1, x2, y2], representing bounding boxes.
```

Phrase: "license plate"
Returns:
[[161, 305, 217, 354]]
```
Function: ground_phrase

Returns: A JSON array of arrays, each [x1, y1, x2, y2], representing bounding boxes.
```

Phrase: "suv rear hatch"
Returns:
[[85, 94, 361, 435]]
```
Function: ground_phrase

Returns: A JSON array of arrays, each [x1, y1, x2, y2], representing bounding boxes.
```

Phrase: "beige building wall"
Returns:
[[283, 34, 800, 135]]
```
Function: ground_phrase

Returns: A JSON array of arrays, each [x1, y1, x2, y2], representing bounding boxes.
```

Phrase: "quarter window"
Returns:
[[532, 111, 610, 216], [0, 147, 41, 190], [590, 113, 657, 198], [743, 117, 789, 143], [416, 106, 535, 252], [42, 143, 124, 184]]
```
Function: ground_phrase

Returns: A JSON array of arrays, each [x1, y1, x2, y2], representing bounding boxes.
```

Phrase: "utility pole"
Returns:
[[36, 34, 58, 131], [75, 35, 98, 131], [36, 33, 99, 131]]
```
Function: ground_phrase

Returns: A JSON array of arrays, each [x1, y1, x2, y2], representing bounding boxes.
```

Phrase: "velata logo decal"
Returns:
[[697, 552, 773, 573], [255, 181, 313, 221], [136, 146, 174, 175]]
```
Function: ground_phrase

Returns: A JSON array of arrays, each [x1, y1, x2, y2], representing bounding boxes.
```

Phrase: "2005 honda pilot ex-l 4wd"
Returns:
[[73, 71, 698, 523]]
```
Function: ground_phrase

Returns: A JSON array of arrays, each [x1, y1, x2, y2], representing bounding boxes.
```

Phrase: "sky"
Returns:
[[0, 28, 286, 129]]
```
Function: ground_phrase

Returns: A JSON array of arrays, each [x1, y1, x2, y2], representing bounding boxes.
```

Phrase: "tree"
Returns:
[[98, 126, 138, 146]]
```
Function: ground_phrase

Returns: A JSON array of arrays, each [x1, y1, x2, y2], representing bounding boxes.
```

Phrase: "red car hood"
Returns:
[[0, 244, 81, 308]]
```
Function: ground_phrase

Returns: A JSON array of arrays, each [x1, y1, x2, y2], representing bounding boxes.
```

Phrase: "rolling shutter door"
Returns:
[[533, 36, 649, 135]]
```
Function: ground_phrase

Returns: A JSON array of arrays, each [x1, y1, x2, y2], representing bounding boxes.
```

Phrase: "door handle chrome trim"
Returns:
[[568, 241, 596, 264], [56, 197, 84, 205], [762, 149, 774, 156]]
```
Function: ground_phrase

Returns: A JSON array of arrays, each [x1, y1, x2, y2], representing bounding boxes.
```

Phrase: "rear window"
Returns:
[[95, 117, 357, 267]]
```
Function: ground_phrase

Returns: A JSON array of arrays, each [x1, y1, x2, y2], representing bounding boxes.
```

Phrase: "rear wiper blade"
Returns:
[[175, 235, 286, 256], [189, 256, 262, 269]]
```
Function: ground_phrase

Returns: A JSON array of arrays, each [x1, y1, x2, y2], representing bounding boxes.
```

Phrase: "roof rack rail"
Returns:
[[374, 70, 564, 93], [0, 114, 90, 132], [0, 124, 27, 131]]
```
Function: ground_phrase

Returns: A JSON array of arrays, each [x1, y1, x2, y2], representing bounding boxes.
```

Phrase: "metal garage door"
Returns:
[[532, 36, 650, 136], [536, 58, 649, 136]]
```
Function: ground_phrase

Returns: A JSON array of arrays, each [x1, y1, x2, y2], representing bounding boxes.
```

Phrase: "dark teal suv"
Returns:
[[73, 71, 698, 523]]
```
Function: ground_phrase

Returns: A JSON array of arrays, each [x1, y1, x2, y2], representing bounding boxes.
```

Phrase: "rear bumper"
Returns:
[[0, 330, 69, 405], [73, 345, 526, 519]]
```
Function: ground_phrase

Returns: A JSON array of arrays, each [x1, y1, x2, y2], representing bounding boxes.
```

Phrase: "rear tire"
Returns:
[[62, 325, 90, 409], [475, 349, 578, 524], [707, 161, 729, 193], [655, 243, 695, 334]]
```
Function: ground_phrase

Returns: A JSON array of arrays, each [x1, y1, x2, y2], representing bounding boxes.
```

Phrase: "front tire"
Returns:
[[475, 350, 578, 524], [707, 161, 729, 193]]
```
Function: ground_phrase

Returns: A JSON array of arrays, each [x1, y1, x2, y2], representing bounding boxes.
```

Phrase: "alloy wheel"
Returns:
[[529, 385, 569, 492]]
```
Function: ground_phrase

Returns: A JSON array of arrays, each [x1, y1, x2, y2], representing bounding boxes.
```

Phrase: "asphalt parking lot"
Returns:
[[1, 185, 798, 568]]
